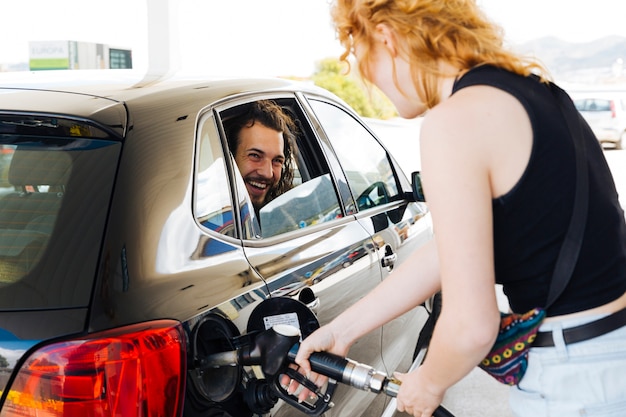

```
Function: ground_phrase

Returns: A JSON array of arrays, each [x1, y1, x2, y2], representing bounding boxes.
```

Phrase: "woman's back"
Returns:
[[452, 65, 626, 315]]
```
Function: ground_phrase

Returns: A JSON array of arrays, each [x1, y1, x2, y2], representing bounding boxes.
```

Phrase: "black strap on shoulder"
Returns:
[[545, 84, 590, 308]]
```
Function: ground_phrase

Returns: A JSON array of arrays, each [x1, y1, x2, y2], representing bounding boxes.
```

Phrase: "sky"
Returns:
[[1, 0, 626, 77]]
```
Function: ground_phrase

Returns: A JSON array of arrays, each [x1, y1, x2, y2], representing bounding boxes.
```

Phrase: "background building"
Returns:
[[28, 40, 132, 71]]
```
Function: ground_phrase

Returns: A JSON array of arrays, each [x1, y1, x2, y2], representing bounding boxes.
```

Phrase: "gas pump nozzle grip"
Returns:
[[286, 344, 388, 394], [286, 344, 455, 417]]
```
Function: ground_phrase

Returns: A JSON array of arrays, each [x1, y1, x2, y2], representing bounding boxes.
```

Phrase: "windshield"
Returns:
[[0, 114, 121, 310]]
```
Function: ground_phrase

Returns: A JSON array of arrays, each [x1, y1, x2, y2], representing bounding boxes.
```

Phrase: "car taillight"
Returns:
[[611, 100, 617, 118], [0, 320, 186, 417]]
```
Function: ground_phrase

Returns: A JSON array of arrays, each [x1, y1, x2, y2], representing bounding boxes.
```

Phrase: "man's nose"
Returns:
[[257, 158, 274, 178]]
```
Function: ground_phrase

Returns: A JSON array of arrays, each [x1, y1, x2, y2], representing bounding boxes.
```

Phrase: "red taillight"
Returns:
[[611, 100, 617, 118], [1, 320, 186, 417]]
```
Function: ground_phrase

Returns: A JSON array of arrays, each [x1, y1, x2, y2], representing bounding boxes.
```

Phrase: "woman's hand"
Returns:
[[394, 368, 445, 417], [294, 324, 350, 374], [280, 323, 350, 402]]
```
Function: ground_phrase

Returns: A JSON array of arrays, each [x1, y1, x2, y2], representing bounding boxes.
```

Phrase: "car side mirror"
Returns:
[[411, 171, 426, 202]]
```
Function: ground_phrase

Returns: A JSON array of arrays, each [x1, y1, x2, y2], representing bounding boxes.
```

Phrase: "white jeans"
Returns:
[[509, 313, 626, 416]]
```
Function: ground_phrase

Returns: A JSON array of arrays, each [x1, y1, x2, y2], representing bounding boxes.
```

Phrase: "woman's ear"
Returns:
[[375, 23, 397, 56]]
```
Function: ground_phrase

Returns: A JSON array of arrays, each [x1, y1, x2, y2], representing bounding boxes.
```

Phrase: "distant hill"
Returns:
[[514, 36, 626, 85]]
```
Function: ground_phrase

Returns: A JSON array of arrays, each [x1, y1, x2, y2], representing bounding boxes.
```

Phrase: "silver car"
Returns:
[[0, 72, 436, 417], [573, 92, 626, 150]]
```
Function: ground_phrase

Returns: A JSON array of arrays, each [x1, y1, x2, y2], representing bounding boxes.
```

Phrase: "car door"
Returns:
[[214, 94, 386, 417], [305, 97, 434, 389]]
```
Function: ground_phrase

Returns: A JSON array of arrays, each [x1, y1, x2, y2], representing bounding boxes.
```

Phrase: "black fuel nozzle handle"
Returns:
[[199, 325, 300, 374], [287, 344, 455, 417], [238, 324, 301, 376], [199, 325, 336, 417]]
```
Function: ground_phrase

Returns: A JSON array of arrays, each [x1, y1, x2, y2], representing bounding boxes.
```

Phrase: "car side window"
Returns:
[[195, 113, 244, 237], [308, 100, 400, 212], [219, 99, 343, 238]]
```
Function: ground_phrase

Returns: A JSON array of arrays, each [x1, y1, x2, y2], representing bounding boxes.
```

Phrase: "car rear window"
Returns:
[[0, 114, 121, 310], [574, 98, 612, 112]]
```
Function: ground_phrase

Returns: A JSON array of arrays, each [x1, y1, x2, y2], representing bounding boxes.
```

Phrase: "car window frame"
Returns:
[[204, 92, 353, 244], [193, 90, 416, 245]]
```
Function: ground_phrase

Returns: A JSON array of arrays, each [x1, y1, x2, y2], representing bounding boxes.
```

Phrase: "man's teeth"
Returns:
[[249, 180, 267, 189]]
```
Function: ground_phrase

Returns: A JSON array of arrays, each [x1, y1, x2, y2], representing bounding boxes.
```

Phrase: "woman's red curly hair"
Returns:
[[330, 0, 549, 109]]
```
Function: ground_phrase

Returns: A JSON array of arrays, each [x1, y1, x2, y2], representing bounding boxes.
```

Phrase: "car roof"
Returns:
[[0, 70, 311, 99], [0, 70, 329, 138], [0, 71, 327, 109]]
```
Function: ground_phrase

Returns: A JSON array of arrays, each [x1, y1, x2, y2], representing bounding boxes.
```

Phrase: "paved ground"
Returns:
[[392, 367, 512, 417], [439, 368, 513, 417]]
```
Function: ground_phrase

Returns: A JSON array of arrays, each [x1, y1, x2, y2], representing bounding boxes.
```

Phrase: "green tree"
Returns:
[[0, 354, 8, 368], [312, 58, 397, 119]]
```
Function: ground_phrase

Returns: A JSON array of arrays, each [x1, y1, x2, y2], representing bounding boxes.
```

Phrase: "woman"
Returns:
[[293, 1, 626, 416]]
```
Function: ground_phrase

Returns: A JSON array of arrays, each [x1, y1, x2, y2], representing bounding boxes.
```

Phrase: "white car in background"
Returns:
[[573, 92, 626, 150]]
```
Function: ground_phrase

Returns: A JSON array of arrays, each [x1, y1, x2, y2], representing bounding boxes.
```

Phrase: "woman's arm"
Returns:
[[394, 85, 531, 416]]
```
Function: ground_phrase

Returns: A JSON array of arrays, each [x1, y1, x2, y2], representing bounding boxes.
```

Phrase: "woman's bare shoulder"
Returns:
[[424, 85, 525, 139], [421, 84, 532, 197]]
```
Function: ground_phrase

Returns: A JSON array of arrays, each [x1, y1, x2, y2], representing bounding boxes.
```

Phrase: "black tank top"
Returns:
[[452, 65, 626, 315]]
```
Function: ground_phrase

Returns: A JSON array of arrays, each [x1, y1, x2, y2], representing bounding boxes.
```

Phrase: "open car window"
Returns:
[[216, 97, 343, 239]]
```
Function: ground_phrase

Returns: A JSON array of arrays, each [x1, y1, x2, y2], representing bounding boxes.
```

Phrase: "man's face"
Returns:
[[234, 122, 285, 211]]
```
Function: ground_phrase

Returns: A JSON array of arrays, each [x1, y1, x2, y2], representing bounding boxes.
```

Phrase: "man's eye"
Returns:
[[248, 153, 262, 160], [273, 159, 285, 167]]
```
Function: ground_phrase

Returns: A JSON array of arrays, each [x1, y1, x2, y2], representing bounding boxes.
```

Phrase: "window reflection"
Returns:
[[308, 100, 400, 211], [259, 173, 341, 237]]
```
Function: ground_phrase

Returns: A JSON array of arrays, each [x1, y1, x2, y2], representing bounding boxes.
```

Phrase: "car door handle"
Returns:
[[381, 253, 397, 268], [381, 246, 397, 268]]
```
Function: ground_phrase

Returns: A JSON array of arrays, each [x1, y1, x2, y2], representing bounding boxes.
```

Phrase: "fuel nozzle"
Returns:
[[199, 324, 300, 375], [200, 325, 336, 417], [201, 325, 454, 417], [240, 324, 301, 375]]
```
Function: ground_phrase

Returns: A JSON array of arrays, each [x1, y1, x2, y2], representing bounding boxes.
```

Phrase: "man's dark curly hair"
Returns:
[[225, 100, 298, 205]]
